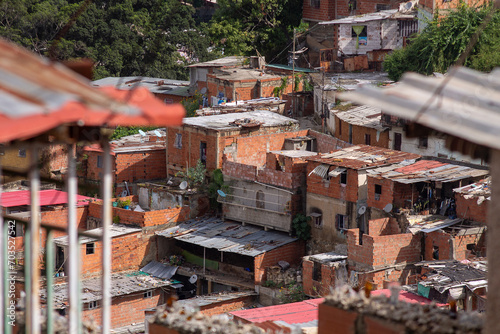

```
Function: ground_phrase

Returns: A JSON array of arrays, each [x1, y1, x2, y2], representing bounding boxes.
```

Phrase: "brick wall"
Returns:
[[334, 118, 389, 148], [254, 240, 305, 284], [367, 177, 418, 211], [310, 129, 352, 153], [302, 0, 335, 22], [424, 230, 484, 261], [80, 231, 150, 277], [115, 149, 166, 184], [82, 288, 164, 329], [41, 206, 88, 246], [199, 295, 256, 317], [303, 259, 337, 296], [455, 194, 488, 224], [307, 161, 359, 202]]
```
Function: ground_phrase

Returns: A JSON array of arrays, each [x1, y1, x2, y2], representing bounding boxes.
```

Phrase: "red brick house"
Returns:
[[305, 145, 419, 253], [82, 129, 167, 196], [166, 110, 301, 175], [453, 177, 490, 225], [302, 252, 347, 296]]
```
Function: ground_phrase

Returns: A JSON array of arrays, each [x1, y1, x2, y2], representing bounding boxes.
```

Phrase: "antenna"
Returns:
[[383, 203, 393, 213], [189, 274, 198, 284], [358, 206, 366, 215]]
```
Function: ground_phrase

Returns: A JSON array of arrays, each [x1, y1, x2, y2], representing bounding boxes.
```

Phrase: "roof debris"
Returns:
[[454, 177, 491, 203]]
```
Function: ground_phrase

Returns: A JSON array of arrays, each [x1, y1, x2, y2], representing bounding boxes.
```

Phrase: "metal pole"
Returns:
[[292, 28, 296, 118], [29, 144, 41, 334], [67, 144, 81, 334], [101, 140, 112, 334], [46, 230, 54, 334]]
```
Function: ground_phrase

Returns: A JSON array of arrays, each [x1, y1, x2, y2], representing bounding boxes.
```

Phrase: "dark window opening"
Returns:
[[348, 124, 353, 144], [375, 184, 382, 201], [348, 0, 357, 10], [365, 134, 371, 145], [338, 119, 342, 136], [18, 149, 26, 158], [311, 0, 321, 9], [310, 211, 323, 229], [86, 243, 95, 255], [200, 142, 207, 166], [336, 214, 348, 230], [376, 4, 391, 11], [144, 290, 153, 298], [418, 136, 428, 148], [174, 133, 182, 149], [394, 133, 402, 151], [313, 261, 322, 281], [340, 170, 347, 185], [87, 301, 98, 310], [351, 26, 367, 38], [97, 155, 103, 168], [433, 246, 439, 260]]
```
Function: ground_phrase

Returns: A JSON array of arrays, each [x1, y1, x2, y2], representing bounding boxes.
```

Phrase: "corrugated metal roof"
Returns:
[[188, 56, 246, 68], [366, 159, 488, 184], [338, 67, 500, 152], [54, 224, 142, 246], [0, 38, 184, 143], [320, 10, 398, 25], [140, 261, 178, 280], [307, 145, 420, 170], [181, 110, 298, 131], [91, 77, 190, 96], [0, 189, 91, 207], [307, 251, 347, 264], [231, 298, 323, 324], [157, 217, 298, 257], [408, 218, 463, 234], [453, 177, 491, 201], [40, 272, 172, 308], [333, 105, 387, 131]]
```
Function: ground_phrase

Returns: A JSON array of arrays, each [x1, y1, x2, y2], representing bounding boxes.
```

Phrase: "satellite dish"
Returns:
[[217, 189, 226, 197], [358, 206, 366, 215], [138, 129, 147, 137], [200, 87, 207, 94], [179, 181, 188, 190], [121, 190, 128, 197], [383, 203, 393, 213], [154, 130, 163, 137], [189, 274, 198, 284], [405, 2, 413, 10]]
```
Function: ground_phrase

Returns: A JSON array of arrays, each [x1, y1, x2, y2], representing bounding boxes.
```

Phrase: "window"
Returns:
[[336, 214, 348, 230], [365, 134, 371, 145], [375, 184, 382, 201], [174, 133, 182, 149], [18, 149, 26, 158], [376, 4, 391, 11], [433, 246, 439, 260], [311, 0, 320, 9], [340, 170, 347, 185], [418, 136, 428, 148], [338, 119, 342, 136], [200, 142, 207, 166], [398, 20, 418, 38], [87, 301, 98, 310], [310, 212, 323, 229], [97, 155, 103, 168], [393, 133, 402, 151], [351, 25, 367, 48], [144, 290, 153, 298], [86, 243, 95, 255], [313, 261, 322, 281], [348, 0, 357, 10]]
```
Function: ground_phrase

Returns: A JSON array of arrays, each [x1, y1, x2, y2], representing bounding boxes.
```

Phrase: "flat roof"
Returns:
[[307, 251, 347, 264], [307, 145, 420, 170], [366, 159, 489, 184], [157, 216, 298, 257], [269, 150, 318, 158], [210, 67, 281, 81], [84, 129, 166, 154], [320, 10, 398, 25], [54, 224, 142, 246], [188, 56, 246, 68], [91, 77, 190, 96], [333, 105, 387, 131], [266, 64, 318, 73], [0, 189, 92, 208], [182, 110, 299, 131], [453, 177, 491, 200], [41, 272, 172, 307]]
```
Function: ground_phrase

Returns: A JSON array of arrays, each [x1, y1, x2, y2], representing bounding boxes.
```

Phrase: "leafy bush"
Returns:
[[176, 160, 206, 189], [292, 214, 311, 240]]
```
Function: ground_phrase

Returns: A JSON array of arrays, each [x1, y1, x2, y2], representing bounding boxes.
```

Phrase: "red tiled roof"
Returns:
[[307, 145, 420, 170], [0, 38, 185, 143], [0, 190, 92, 208], [230, 298, 323, 324]]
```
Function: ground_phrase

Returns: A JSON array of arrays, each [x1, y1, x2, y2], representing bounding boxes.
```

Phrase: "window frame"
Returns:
[[336, 214, 348, 230], [86, 242, 95, 255], [18, 149, 26, 158], [340, 170, 348, 185], [144, 290, 153, 298], [375, 184, 382, 201], [311, 0, 321, 9], [174, 133, 183, 149]]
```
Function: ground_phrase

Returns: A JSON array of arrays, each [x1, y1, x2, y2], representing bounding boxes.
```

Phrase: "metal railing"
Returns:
[[1, 142, 113, 333]]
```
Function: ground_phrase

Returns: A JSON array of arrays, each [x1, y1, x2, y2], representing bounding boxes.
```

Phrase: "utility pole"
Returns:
[[292, 28, 296, 118]]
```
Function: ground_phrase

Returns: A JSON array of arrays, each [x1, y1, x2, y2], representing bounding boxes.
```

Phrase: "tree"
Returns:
[[206, 0, 303, 61], [383, 4, 500, 81]]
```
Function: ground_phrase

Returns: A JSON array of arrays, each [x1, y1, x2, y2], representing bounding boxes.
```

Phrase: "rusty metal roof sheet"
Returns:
[[333, 105, 388, 131], [0, 38, 184, 143], [338, 67, 500, 152], [366, 159, 488, 184], [320, 10, 398, 25], [53, 224, 142, 246], [307, 145, 420, 170], [157, 216, 298, 257], [453, 177, 491, 201]]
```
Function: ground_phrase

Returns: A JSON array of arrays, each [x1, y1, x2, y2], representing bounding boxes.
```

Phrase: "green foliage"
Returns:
[[113, 215, 121, 224], [207, 168, 229, 211], [176, 160, 206, 189], [273, 77, 288, 97], [302, 74, 314, 92], [206, 0, 303, 61], [279, 282, 305, 304], [292, 213, 311, 240], [384, 4, 500, 81], [181, 92, 202, 118], [263, 280, 278, 288], [0, 0, 216, 80], [117, 198, 131, 208], [110, 126, 158, 140]]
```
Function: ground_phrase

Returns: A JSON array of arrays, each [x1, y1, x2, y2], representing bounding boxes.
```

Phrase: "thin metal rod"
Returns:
[[29, 144, 41, 334], [46, 230, 54, 334], [67, 144, 81, 334], [101, 141, 112, 334]]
